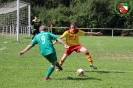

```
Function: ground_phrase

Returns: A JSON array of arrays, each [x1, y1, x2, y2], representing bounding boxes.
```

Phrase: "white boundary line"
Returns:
[[0, 47, 6, 50], [97, 41, 104, 51]]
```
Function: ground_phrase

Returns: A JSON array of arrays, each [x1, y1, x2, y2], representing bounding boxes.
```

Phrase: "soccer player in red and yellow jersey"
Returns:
[[54, 22, 102, 70]]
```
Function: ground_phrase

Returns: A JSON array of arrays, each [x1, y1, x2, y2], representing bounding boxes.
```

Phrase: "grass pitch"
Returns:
[[0, 35, 133, 88]]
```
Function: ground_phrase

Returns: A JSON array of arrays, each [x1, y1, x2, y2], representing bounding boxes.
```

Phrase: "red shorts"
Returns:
[[64, 45, 82, 55]]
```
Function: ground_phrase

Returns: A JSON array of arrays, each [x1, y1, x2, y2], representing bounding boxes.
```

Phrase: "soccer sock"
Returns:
[[55, 62, 63, 70], [59, 60, 64, 66], [45, 65, 54, 78], [85, 53, 93, 65]]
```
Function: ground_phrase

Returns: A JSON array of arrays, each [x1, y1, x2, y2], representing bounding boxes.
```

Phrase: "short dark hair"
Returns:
[[34, 15, 38, 17]]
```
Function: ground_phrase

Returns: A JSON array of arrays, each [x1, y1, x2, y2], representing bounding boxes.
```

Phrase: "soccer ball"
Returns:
[[76, 68, 84, 76]]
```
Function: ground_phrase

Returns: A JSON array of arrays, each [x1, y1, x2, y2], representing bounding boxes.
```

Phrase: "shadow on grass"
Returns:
[[85, 70, 125, 74], [67, 76, 102, 81], [56, 76, 102, 81], [66, 70, 125, 74]]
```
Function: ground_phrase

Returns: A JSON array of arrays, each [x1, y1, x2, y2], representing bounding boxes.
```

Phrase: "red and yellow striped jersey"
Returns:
[[60, 29, 85, 47]]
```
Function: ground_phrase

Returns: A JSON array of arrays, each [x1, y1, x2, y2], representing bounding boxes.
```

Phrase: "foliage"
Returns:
[[0, 0, 133, 35]]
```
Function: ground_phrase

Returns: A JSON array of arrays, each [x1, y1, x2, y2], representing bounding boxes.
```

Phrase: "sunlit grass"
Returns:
[[0, 35, 133, 88]]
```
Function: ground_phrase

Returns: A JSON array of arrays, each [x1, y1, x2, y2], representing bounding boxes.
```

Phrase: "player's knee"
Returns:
[[81, 47, 88, 53], [52, 61, 57, 66], [85, 50, 89, 54]]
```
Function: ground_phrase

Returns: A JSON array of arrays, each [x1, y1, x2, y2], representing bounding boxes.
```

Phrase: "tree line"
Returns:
[[0, 0, 133, 36]]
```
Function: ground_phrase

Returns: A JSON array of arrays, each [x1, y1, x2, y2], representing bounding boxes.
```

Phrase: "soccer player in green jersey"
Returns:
[[18, 25, 69, 80]]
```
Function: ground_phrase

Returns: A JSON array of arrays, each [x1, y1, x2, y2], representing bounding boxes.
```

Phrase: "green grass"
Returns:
[[0, 35, 133, 88]]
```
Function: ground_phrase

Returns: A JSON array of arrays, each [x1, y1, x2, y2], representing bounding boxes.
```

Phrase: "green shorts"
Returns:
[[44, 52, 57, 64]]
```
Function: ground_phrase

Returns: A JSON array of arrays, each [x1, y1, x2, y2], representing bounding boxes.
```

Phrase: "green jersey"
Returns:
[[30, 32, 58, 56]]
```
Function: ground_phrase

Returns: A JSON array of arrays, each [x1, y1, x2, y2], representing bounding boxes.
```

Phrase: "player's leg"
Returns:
[[59, 45, 83, 66], [31, 29, 33, 34], [36, 28, 40, 34], [32, 29, 36, 39], [59, 46, 74, 66], [32, 29, 40, 39], [51, 52, 63, 70], [45, 61, 63, 79], [44, 54, 54, 80], [44, 52, 63, 80], [80, 47, 97, 69], [56, 48, 72, 71], [59, 54, 69, 66], [56, 54, 68, 71], [80, 47, 93, 65], [44, 65, 54, 80]]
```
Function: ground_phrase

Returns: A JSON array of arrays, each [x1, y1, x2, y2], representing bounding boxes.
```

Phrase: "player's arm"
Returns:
[[31, 25, 34, 29], [57, 38, 69, 48], [53, 40, 58, 45], [18, 37, 37, 55], [52, 36, 63, 45], [49, 32, 69, 48], [31, 21, 34, 29], [53, 31, 67, 45], [84, 31, 103, 35], [18, 45, 33, 55]]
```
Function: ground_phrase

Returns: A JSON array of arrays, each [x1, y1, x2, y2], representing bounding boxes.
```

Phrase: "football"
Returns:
[[76, 68, 84, 76]]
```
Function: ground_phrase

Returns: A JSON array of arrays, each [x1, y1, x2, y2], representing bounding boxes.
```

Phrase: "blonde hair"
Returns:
[[39, 25, 47, 31]]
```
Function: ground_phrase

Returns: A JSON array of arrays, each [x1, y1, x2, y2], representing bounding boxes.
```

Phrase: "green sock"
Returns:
[[56, 62, 63, 70], [45, 65, 54, 78]]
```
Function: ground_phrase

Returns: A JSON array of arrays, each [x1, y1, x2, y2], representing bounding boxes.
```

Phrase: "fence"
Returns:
[[50, 27, 133, 37], [0, 25, 30, 37], [0, 26, 133, 37]]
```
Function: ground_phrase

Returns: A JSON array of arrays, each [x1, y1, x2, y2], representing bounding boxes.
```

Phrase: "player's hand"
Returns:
[[18, 51, 24, 55], [53, 40, 58, 45], [64, 44, 69, 49], [96, 32, 103, 35]]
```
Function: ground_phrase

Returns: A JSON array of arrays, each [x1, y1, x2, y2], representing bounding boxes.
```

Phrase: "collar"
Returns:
[[67, 29, 79, 34]]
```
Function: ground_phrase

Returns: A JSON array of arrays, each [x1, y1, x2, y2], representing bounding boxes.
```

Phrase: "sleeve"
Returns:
[[30, 36, 38, 46], [79, 30, 85, 36], [31, 20, 34, 25], [38, 19, 42, 24], [60, 31, 68, 38], [49, 33, 58, 40]]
